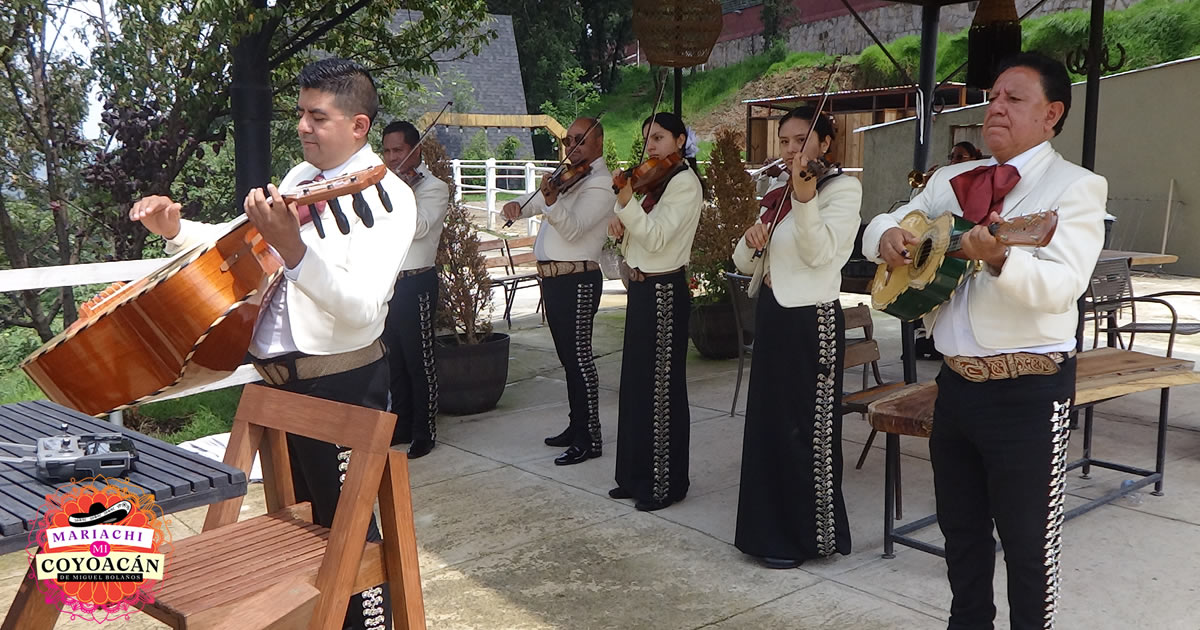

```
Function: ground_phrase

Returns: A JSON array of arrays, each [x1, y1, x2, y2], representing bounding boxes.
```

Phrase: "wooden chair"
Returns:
[[1086, 258, 1200, 354], [841, 304, 907, 518], [725, 272, 756, 416], [110, 385, 417, 630]]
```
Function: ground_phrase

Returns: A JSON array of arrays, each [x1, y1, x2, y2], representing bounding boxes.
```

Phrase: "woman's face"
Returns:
[[949, 145, 975, 164], [643, 122, 684, 160], [778, 116, 830, 163]]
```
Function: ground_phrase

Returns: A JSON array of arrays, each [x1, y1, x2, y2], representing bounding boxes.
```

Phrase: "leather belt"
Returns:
[[944, 350, 1075, 383], [398, 266, 434, 279], [536, 260, 599, 278], [253, 339, 385, 386], [628, 266, 685, 283]]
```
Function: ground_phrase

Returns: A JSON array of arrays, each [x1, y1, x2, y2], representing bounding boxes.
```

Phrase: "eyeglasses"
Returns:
[[563, 135, 588, 147]]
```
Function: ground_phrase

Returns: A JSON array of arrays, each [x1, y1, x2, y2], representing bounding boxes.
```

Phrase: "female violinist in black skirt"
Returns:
[[732, 107, 862, 567], [607, 112, 705, 512]]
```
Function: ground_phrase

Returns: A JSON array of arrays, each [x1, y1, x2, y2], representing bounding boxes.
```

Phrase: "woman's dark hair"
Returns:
[[778, 106, 836, 146], [994, 51, 1072, 136], [642, 112, 709, 199], [953, 141, 984, 160]]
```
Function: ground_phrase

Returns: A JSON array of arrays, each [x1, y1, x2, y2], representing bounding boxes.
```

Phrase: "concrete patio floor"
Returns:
[[3, 273, 1199, 629]]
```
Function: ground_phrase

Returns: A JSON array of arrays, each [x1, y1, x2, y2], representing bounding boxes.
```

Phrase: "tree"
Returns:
[[0, 0, 97, 339], [538, 66, 600, 129], [84, 0, 496, 261], [578, 0, 634, 93], [761, 0, 796, 51]]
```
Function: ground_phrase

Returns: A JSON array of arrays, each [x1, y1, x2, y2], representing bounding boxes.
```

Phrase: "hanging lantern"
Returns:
[[967, 0, 1022, 89], [632, 0, 723, 68]]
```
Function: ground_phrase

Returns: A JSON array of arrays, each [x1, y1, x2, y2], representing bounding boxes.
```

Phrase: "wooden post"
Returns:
[[451, 159, 462, 202], [524, 162, 536, 193], [485, 158, 497, 229]]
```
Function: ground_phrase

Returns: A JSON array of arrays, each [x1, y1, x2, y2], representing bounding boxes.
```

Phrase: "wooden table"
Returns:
[[866, 348, 1200, 558], [1100, 249, 1179, 267], [0, 400, 247, 555]]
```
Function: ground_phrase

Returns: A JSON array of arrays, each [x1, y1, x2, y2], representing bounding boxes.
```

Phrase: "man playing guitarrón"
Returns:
[[130, 58, 416, 630], [863, 52, 1106, 630]]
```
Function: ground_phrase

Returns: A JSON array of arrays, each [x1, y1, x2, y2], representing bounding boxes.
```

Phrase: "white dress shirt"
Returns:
[[516, 157, 615, 262], [400, 163, 450, 270]]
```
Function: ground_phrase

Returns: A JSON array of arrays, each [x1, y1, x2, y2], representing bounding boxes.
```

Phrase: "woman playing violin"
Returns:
[[607, 111, 705, 512], [731, 106, 862, 568]]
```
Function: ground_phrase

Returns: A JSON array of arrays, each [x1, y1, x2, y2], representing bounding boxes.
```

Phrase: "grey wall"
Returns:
[[708, 0, 1139, 68], [858, 57, 1200, 276]]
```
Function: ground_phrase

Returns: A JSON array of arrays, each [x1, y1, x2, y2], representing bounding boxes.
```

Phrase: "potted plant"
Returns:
[[426, 140, 510, 415], [687, 128, 760, 359]]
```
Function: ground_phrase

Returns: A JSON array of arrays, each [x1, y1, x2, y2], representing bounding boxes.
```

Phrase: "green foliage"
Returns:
[[760, 0, 796, 50], [131, 388, 242, 444], [497, 135, 522, 160], [0, 369, 43, 405], [689, 129, 759, 305], [628, 135, 644, 164], [604, 138, 621, 172], [463, 130, 493, 160], [539, 66, 601, 129]]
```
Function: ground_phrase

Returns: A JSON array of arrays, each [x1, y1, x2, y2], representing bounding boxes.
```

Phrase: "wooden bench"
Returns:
[[867, 347, 1200, 558]]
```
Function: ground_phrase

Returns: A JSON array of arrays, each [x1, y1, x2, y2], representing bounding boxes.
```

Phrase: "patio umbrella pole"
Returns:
[[902, 3, 942, 384]]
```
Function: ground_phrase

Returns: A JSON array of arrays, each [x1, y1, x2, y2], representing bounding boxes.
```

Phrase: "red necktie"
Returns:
[[758, 185, 792, 226], [949, 164, 1021, 224], [295, 174, 327, 225]]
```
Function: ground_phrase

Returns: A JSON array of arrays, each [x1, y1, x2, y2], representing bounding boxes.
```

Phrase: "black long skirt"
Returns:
[[615, 269, 691, 503], [734, 287, 851, 561]]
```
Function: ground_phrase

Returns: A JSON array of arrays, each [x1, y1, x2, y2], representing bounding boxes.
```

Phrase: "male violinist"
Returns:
[[380, 120, 450, 457], [863, 52, 1106, 630], [130, 58, 416, 629], [501, 117, 615, 465]]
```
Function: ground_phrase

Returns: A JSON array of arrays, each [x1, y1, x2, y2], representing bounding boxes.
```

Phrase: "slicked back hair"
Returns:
[[297, 58, 379, 126]]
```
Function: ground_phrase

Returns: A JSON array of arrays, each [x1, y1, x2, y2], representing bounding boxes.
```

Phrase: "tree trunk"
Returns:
[[232, 2, 274, 204], [0, 182, 59, 342]]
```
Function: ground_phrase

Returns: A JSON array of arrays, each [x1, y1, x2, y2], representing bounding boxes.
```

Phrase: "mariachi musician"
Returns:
[[501, 117, 615, 466], [731, 106, 861, 569], [380, 120, 450, 458], [606, 111, 706, 512]]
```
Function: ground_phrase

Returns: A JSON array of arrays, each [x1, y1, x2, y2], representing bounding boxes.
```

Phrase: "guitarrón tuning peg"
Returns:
[[375, 182, 392, 213], [352, 192, 374, 227], [327, 197, 351, 235]]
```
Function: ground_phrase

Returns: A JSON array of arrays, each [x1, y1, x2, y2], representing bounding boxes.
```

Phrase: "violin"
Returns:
[[397, 167, 425, 188], [543, 160, 593, 197], [611, 152, 688, 210]]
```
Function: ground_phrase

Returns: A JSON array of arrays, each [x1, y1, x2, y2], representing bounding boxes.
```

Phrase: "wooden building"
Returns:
[[743, 83, 986, 168]]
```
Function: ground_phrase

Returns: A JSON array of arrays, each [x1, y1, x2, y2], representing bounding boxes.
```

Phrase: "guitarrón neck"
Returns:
[[947, 222, 1001, 253]]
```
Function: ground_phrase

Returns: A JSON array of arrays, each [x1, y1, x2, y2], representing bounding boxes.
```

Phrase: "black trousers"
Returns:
[[615, 269, 691, 503], [735, 291, 851, 561], [384, 268, 439, 444], [277, 357, 393, 630], [930, 358, 1076, 630], [540, 268, 603, 450]]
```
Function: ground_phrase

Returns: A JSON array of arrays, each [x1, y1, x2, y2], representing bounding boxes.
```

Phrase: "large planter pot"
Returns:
[[598, 248, 623, 281], [688, 302, 742, 359], [435, 332, 510, 415]]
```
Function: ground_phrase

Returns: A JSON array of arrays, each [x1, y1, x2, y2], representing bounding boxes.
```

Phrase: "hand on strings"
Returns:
[[502, 201, 522, 221], [129, 195, 182, 240], [540, 173, 559, 206], [961, 211, 1008, 270], [744, 222, 771, 250], [608, 215, 625, 240], [616, 179, 634, 208], [245, 183, 307, 268], [879, 227, 919, 269], [790, 151, 818, 204]]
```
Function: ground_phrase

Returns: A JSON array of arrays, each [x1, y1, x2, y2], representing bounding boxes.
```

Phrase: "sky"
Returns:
[[57, 1, 110, 140]]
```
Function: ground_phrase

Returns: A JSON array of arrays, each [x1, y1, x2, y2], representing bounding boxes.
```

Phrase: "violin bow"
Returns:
[[502, 112, 606, 228], [753, 57, 842, 259], [612, 69, 670, 245], [394, 100, 453, 175]]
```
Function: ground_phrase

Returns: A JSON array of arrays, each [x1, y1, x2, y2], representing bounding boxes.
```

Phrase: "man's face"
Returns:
[[563, 119, 602, 165], [382, 132, 419, 173], [296, 88, 369, 171], [983, 66, 1064, 163]]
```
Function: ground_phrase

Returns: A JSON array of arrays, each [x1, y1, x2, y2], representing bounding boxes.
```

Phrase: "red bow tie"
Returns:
[[758, 185, 792, 226], [949, 164, 1020, 224], [296, 174, 327, 225]]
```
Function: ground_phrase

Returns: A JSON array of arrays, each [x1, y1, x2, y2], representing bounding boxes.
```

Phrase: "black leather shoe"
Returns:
[[554, 445, 600, 466], [759, 556, 803, 570], [407, 439, 435, 459], [608, 487, 632, 499], [634, 498, 674, 512], [544, 428, 574, 447]]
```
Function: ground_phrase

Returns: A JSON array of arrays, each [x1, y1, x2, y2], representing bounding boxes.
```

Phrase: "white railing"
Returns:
[[451, 159, 558, 233]]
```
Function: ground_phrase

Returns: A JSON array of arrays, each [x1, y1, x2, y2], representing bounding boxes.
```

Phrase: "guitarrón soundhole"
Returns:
[[914, 238, 933, 269]]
